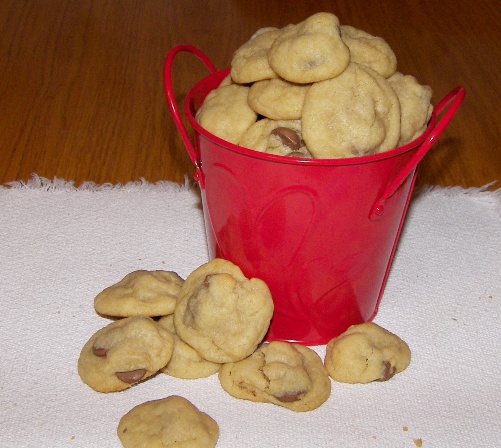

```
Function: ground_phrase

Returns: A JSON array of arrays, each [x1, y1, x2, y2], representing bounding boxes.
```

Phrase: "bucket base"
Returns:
[[262, 278, 367, 345]]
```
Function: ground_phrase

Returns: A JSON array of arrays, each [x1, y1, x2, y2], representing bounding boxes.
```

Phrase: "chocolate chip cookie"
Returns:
[[78, 316, 174, 392], [268, 12, 350, 84], [247, 77, 310, 120], [302, 63, 401, 158], [231, 27, 282, 84], [219, 341, 331, 412], [117, 396, 219, 448], [324, 322, 411, 384], [195, 83, 257, 145], [388, 71, 433, 145], [158, 315, 221, 379], [174, 258, 274, 364], [238, 118, 311, 157], [340, 25, 397, 78], [94, 270, 184, 318]]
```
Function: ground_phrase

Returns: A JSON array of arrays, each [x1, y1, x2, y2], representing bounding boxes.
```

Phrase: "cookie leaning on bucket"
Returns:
[[173, 258, 274, 364], [117, 396, 219, 448]]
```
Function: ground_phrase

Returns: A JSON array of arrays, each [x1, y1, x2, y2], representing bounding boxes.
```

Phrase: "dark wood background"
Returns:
[[1, 0, 499, 189]]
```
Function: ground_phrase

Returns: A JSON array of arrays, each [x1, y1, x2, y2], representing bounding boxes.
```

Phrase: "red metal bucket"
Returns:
[[164, 44, 465, 345]]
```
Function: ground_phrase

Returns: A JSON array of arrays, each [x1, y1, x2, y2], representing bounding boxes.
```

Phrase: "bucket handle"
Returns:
[[369, 86, 465, 219], [164, 45, 217, 185]]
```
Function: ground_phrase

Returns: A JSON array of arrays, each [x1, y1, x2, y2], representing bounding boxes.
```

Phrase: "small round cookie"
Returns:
[[174, 258, 274, 364], [324, 322, 411, 384], [268, 12, 350, 84], [158, 315, 221, 379], [247, 77, 310, 120], [94, 270, 184, 318], [230, 27, 282, 84], [77, 316, 174, 392], [388, 71, 433, 145], [195, 84, 257, 145], [117, 395, 219, 448], [219, 341, 331, 412], [340, 25, 397, 78], [238, 118, 312, 158], [302, 62, 401, 158]]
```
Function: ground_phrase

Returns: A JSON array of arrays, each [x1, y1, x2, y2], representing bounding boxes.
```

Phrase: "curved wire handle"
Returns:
[[369, 86, 465, 219], [163, 44, 217, 183]]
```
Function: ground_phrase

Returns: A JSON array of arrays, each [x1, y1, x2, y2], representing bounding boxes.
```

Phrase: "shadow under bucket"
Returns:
[[165, 44, 465, 345]]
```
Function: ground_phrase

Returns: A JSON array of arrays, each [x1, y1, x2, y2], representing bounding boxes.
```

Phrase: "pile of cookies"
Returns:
[[78, 258, 411, 447], [196, 12, 433, 159]]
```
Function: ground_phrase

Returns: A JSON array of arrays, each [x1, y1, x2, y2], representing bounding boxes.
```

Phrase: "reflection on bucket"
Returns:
[[165, 44, 465, 345]]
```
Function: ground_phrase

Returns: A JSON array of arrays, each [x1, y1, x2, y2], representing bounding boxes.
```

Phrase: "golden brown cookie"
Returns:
[[230, 27, 282, 83], [195, 84, 257, 145], [158, 315, 221, 379], [219, 341, 331, 412], [238, 118, 312, 158], [247, 77, 310, 120], [268, 12, 350, 84], [324, 322, 411, 384], [94, 270, 184, 318], [340, 25, 397, 78], [302, 63, 401, 158], [388, 71, 433, 145], [174, 258, 274, 364], [77, 316, 174, 392], [117, 396, 219, 448]]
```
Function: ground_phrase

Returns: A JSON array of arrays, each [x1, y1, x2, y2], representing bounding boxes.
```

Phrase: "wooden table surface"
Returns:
[[1, 0, 500, 189]]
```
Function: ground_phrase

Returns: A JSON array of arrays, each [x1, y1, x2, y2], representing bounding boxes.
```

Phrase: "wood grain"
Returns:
[[1, 0, 500, 189]]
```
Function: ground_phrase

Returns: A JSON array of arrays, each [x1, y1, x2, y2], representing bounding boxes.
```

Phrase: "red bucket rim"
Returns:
[[183, 68, 437, 167]]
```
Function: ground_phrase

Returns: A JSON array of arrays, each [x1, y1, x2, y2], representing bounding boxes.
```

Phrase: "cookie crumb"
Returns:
[[413, 438, 423, 447], [403, 426, 408, 432]]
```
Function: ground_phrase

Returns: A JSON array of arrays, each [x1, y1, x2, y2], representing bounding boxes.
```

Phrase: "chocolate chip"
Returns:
[[286, 151, 305, 158], [376, 361, 397, 382], [274, 390, 304, 403], [92, 346, 108, 357], [115, 369, 147, 384], [202, 273, 215, 287], [271, 127, 300, 150]]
